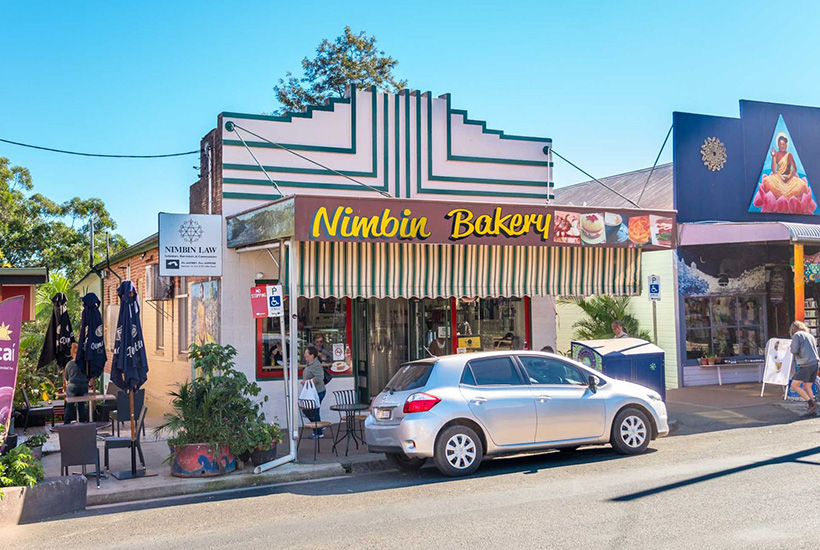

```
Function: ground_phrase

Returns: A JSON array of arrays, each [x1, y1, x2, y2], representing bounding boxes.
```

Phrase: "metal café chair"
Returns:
[[105, 406, 147, 473], [57, 423, 101, 489], [110, 389, 145, 437], [332, 389, 367, 441], [297, 399, 334, 461], [20, 387, 55, 432]]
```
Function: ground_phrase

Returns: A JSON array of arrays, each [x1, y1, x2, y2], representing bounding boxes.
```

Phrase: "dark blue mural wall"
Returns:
[[674, 100, 820, 223]]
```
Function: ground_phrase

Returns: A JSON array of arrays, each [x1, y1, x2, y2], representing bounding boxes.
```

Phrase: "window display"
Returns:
[[456, 298, 527, 352], [685, 295, 766, 361]]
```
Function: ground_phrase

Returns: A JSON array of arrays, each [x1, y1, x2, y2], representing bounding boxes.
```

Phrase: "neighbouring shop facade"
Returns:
[[181, 86, 677, 423], [554, 99, 820, 388]]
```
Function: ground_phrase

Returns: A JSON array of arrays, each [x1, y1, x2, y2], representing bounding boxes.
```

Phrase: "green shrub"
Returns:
[[0, 445, 45, 499]]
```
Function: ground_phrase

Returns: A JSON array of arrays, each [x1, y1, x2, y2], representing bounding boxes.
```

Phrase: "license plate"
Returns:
[[375, 408, 391, 420]]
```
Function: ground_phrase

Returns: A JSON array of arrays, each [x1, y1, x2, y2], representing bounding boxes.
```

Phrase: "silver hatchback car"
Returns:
[[365, 351, 669, 476]]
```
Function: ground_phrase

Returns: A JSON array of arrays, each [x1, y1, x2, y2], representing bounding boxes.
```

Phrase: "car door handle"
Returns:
[[471, 397, 487, 405], [536, 395, 552, 403]]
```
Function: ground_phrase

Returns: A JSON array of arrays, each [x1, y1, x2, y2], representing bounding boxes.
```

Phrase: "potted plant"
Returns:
[[249, 420, 283, 467], [0, 444, 44, 500], [22, 433, 49, 460], [706, 354, 716, 366], [155, 343, 269, 478]]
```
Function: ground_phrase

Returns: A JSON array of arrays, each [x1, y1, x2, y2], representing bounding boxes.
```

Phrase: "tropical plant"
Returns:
[[22, 433, 49, 449], [273, 26, 407, 114], [558, 296, 653, 342], [155, 343, 276, 458], [0, 445, 45, 499]]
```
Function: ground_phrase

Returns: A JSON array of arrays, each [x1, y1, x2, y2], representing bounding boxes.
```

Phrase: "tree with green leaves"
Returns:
[[273, 26, 407, 114], [0, 156, 127, 282], [558, 295, 653, 342]]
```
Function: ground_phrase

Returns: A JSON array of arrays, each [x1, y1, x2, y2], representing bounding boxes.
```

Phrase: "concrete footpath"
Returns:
[[26, 381, 811, 512]]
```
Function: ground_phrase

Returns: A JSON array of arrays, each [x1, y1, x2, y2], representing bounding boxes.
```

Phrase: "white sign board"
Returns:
[[763, 338, 793, 387], [648, 274, 661, 302], [159, 213, 223, 277], [332, 343, 345, 361], [267, 284, 284, 317]]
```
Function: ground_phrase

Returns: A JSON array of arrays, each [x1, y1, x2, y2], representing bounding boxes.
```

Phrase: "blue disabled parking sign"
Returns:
[[266, 284, 284, 317], [648, 275, 661, 301]]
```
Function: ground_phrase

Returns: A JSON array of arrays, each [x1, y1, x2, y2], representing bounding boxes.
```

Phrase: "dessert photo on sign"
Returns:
[[553, 211, 581, 244], [579, 212, 606, 245]]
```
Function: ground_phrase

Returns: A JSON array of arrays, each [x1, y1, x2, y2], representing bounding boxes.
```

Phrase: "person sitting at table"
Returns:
[[64, 343, 89, 423]]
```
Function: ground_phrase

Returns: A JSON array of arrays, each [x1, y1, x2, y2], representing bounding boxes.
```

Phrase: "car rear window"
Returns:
[[385, 362, 436, 392], [464, 357, 523, 386]]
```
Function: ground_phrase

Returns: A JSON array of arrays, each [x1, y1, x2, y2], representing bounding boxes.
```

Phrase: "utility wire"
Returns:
[[550, 148, 641, 208], [637, 124, 673, 206], [228, 123, 393, 198], [0, 137, 198, 158], [230, 127, 284, 198]]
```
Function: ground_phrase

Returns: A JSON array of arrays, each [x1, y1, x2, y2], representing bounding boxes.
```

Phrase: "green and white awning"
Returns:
[[293, 241, 640, 299]]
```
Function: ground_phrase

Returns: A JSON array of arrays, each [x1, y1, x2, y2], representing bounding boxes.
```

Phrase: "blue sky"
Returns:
[[3, 1, 820, 244]]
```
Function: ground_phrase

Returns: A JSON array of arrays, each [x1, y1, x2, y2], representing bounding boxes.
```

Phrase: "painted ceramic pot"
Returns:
[[170, 444, 236, 477]]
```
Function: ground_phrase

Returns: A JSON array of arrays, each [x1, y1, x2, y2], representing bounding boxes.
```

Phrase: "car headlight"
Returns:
[[647, 391, 663, 402]]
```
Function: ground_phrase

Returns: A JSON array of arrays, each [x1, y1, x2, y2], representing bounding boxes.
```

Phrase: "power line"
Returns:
[[0, 137, 198, 159], [637, 124, 673, 206], [550, 148, 641, 208]]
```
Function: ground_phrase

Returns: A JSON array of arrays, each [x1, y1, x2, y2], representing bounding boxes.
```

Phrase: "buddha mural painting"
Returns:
[[749, 115, 819, 215]]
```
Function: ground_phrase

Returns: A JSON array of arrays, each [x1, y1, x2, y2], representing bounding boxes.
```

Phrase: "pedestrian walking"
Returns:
[[301, 345, 326, 437], [789, 321, 818, 417]]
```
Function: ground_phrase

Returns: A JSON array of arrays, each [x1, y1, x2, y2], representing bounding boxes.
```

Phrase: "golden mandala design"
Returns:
[[701, 137, 727, 172]]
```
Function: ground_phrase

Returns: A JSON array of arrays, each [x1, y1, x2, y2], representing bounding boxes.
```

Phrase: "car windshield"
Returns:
[[385, 361, 436, 392]]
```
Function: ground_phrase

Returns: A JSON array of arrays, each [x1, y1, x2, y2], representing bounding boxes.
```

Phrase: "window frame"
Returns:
[[462, 356, 526, 387]]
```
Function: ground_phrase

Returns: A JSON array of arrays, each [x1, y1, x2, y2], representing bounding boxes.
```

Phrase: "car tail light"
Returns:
[[403, 392, 441, 413]]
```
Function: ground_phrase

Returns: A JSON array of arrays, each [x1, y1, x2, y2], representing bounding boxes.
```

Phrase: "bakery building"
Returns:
[[554, 99, 820, 388]]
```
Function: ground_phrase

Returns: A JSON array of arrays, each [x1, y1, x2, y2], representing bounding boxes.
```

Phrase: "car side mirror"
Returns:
[[588, 375, 600, 393]]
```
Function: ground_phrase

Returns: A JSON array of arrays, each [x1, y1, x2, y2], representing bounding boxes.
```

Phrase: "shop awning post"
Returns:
[[288, 240, 300, 459], [795, 244, 805, 321]]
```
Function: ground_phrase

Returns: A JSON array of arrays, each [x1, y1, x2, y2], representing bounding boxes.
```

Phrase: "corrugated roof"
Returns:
[[552, 164, 673, 210]]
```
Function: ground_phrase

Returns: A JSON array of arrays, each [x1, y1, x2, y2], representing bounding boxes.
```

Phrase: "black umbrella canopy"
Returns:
[[76, 292, 107, 379], [110, 281, 149, 392], [37, 292, 75, 370]]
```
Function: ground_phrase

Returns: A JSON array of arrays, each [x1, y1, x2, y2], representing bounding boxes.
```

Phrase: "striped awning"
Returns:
[[292, 241, 640, 298]]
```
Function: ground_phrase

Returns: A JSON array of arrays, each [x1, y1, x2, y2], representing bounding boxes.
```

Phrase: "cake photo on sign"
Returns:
[[580, 213, 605, 245], [553, 211, 581, 244], [748, 115, 819, 215]]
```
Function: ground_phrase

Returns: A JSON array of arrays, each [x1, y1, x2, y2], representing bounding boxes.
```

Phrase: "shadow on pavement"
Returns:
[[611, 445, 820, 502], [48, 445, 650, 521]]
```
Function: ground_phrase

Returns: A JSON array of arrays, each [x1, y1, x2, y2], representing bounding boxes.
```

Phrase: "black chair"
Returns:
[[20, 387, 54, 432], [105, 406, 147, 473], [297, 399, 334, 461], [94, 382, 120, 422], [332, 390, 367, 441], [57, 423, 101, 489], [110, 389, 145, 437]]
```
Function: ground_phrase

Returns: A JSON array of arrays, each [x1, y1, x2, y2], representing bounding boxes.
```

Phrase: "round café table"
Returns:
[[329, 403, 369, 456]]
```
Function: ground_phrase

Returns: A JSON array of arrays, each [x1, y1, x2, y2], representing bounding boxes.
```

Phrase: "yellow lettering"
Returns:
[[474, 214, 494, 236], [535, 213, 552, 240], [312, 207, 344, 238], [410, 217, 431, 239], [447, 209, 475, 240], [379, 208, 399, 237]]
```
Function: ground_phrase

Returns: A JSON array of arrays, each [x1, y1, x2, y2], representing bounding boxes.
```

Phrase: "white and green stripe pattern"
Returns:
[[293, 242, 640, 298]]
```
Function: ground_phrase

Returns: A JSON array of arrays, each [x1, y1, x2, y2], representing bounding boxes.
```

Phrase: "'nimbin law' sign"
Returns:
[[159, 213, 223, 277]]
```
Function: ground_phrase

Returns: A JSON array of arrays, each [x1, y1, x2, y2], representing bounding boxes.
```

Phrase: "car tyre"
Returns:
[[385, 452, 426, 472], [433, 425, 483, 477], [611, 407, 651, 455]]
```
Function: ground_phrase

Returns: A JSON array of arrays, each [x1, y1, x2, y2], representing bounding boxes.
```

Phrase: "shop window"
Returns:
[[684, 295, 766, 361], [257, 297, 348, 380], [456, 298, 528, 352], [155, 301, 165, 351]]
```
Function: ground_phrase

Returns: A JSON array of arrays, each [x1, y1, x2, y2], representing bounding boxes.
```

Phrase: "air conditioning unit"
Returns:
[[145, 264, 173, 301]]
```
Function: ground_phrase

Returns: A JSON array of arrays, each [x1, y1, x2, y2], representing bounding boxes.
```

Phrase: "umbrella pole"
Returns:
[[129, 390, 137, 475]]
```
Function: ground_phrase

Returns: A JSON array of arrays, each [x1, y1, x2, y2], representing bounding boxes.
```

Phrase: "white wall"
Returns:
[[530, 296, 557, 351]]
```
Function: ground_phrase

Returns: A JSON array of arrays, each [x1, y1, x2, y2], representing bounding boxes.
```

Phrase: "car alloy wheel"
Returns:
[[619, 415, 647, 449], [445, 433, 477, 470]]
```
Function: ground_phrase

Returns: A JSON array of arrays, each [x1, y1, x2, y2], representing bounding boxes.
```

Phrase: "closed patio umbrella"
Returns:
[[109, 280, 154, 480], [76, 293, 107, 422], [37, 292, 75, 376]]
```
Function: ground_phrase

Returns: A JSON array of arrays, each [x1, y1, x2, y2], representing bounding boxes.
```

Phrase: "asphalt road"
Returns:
[[4, 417, 820, 550]]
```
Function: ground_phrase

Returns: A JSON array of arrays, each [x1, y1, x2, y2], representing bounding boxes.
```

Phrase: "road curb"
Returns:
[[87, 462, 346, 507]]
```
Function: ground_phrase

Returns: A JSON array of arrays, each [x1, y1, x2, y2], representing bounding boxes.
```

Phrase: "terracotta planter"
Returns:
[[170, 444, 236, 478], [250, 443, 278, 467], [706, 357, 715, 366]]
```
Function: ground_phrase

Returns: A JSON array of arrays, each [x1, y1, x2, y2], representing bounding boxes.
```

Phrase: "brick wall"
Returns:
[[189, 129, 222, 215]]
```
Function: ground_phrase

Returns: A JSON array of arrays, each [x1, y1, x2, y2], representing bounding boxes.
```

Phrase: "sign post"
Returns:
[[648, 275, 661, 345]]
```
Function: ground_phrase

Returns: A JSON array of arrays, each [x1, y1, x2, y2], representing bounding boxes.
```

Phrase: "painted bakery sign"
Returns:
[[297, 196, 676, 250], [749, 115, 820, 216]]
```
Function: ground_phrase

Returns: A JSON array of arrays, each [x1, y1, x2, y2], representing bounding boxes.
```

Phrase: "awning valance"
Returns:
[[292, 241, 640, 299]]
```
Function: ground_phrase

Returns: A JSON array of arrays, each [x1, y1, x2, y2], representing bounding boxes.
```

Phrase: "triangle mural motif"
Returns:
[[749, 115, 819, 215]]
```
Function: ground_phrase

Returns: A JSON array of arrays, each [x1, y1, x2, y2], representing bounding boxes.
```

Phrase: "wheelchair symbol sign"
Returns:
[[266, 285, 284, 317]]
